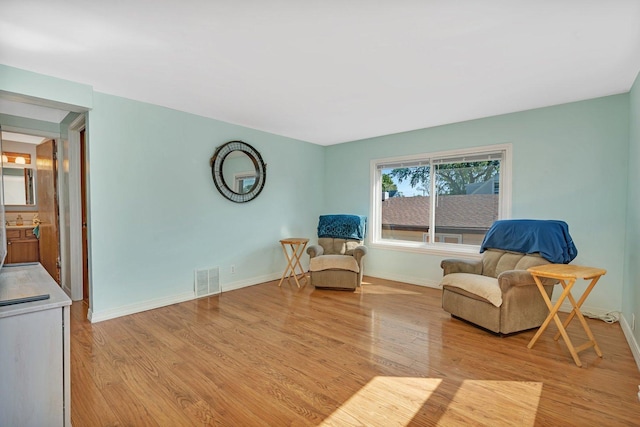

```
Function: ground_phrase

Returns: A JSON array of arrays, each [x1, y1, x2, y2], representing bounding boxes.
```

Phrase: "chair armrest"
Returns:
[[307, 244, 324, 258], [498, 270, 558, 292], [441, 259, 482, 276], [353, 245, 367, 264]]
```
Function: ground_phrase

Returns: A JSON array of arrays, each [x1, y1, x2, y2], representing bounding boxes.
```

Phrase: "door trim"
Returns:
[[68, 114, 85, 301]]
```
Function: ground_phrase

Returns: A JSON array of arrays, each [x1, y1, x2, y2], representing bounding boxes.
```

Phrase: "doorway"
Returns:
[[67, 114, 89, 304], [0, 99, 89, 313]]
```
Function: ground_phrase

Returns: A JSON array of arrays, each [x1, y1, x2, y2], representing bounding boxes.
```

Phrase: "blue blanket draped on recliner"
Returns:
[[480, 219, 577, 264], [317, 214, 367, 240]]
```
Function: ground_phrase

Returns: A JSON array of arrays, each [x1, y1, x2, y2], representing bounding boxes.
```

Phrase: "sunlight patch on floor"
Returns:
[[358, 284, 422, 295], [320, 376, 442, 426], [320, 377, 542, 426], [437, 380, 542, 426]]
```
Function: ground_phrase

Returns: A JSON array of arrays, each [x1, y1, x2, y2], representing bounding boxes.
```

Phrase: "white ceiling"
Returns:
[[1, 1, 639, 145]]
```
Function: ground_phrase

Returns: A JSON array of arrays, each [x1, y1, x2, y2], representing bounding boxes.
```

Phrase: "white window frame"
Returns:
[[234, 172, 256, 193], [426, 233, 463, 244], [370, 143, 512, 257]]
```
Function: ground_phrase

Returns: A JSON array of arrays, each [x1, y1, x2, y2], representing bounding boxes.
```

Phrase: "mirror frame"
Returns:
[[210, 140, 266, 203]]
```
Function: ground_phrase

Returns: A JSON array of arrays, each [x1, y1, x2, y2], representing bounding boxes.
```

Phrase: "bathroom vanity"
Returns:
[[5, 224, 39, 264], [0, 263, 71, 426]]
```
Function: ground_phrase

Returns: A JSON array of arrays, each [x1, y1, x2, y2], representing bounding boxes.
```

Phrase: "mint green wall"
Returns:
[[625, 71, 640, 344], [0, 64, 634, 322], [1, 66, 325, 317], [325, 95, 630, 313], [87, 92, 324, 314], [0, 64, 92, 110]]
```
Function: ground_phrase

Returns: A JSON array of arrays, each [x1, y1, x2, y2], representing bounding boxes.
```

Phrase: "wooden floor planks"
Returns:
[[71, 276, 640, 426]]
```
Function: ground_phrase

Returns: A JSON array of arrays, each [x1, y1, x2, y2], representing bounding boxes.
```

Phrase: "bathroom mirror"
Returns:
[[3, 167, 35, 205], [210, 141, 266, 203]]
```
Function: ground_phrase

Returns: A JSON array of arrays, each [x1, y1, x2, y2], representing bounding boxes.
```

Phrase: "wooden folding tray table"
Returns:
[[526, 264, 606, 367], [278, 238, 309, 287]]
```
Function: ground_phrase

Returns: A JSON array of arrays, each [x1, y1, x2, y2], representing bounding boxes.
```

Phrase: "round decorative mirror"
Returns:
[[210, 140, 266, 203]]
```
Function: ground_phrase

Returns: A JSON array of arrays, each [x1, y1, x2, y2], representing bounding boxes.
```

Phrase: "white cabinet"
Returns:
[[0, 263, 71, 427]]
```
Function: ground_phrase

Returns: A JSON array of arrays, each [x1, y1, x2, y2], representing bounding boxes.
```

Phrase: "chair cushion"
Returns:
[[318, 237, 362, 255], [309, 255, 360, 273], [441, 273, 502, 307], [481, 249, 548, 278]]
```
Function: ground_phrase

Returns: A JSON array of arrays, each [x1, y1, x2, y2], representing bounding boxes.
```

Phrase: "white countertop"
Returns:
[[0, 263, 71, 318]]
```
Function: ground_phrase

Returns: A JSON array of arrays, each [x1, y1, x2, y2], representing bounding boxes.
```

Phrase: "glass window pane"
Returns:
[[380, 165, 430, 242], [433, 160, 500, 245]]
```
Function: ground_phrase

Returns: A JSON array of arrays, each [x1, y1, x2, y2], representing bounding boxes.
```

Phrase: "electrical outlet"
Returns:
[[231, 264, 236, 274]]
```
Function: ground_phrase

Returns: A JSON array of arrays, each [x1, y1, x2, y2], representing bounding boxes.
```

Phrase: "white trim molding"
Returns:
[[89, 291, 196, 323], [68, 114, 85, 301], [620, 314, 640, 372], [89, 271, 284, 323]]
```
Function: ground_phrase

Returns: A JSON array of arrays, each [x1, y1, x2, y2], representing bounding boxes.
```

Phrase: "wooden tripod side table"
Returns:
[[278, 238, 309, 287], [526, 264, 606, 367]]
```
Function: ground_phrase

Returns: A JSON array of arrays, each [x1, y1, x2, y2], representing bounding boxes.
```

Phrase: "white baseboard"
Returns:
[[556, 301, 618, 316], [222, 272, 282, 292], [364, 272, 441, 289], [89, 291, 195, 323], [88, 272, 285, 323], [620, 314, 640, 372]]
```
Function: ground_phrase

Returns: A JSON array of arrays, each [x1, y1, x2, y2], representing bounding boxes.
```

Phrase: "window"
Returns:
[[234, 173, 256, 193], [371, 144, 511, 254]]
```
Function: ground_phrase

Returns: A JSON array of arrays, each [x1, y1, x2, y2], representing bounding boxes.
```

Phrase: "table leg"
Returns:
[[292, 246, 306, 280], [278, 242, 308, 288], [562, 286, 603, 358], [528, 275, 566, 348], [528, 276, 583, 367], [552, 308, 584, 367], [553, 275, 602, 342], [278, 243, 296, 287], [290, 242, 308, 287]]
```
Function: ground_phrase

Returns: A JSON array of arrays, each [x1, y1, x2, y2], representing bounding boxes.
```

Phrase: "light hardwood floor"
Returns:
[[71, 276, 640, 426]]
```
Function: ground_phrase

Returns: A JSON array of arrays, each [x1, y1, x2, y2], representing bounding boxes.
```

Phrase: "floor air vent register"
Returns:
[[195, 267, 220, 297]]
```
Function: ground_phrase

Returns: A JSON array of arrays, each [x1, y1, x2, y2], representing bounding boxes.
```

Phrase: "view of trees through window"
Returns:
[[380, 158, 502, 246], [384, 160, 499, 196]]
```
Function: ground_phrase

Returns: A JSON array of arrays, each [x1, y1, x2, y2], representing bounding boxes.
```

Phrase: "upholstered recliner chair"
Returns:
[[307, 215, 367, 290], [441, 219, 577, 335]]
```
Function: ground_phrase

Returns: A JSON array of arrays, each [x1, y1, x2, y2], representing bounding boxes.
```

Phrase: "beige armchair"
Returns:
[[307, 238, 367, 290], [441, 249, 558, 334], [306, 214, 367, 291]]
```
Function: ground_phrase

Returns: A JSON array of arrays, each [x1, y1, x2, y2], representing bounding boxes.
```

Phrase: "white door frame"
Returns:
[[68, 114, 85, 301]]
